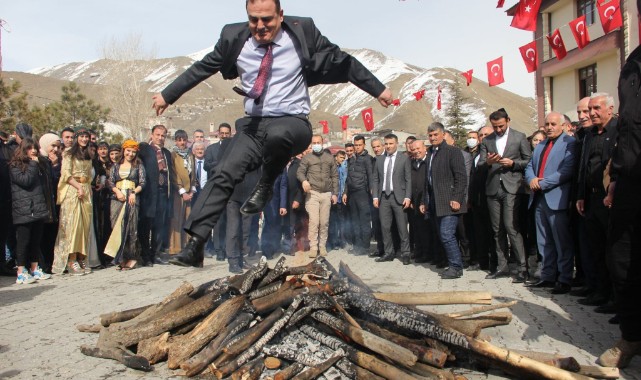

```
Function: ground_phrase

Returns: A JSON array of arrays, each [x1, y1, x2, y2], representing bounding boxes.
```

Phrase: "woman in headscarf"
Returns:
[[52, 127, 99, 275], [108, 144, 122, 165], [168, 130, 197, 254], [104, 140, 146, 270], [38, 133, 62, 273]]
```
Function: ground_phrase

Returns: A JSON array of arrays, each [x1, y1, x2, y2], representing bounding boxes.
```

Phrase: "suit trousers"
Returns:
[[305, 190, 331, 252], [379, 193, 410, 257], [409, 210, 430, 260], [348, 189, 372, 251], [584, 191, 612, 298], [371, 201, 384, 254], [139, 188, 170, 262], [185, 115, 312, 240], [487, 186, 527, 272], [471, 205, 492, 270], [261, 197, 283, 257], [212, 210, 227, 259], [225, 200, 254, 263], [534, 195, 575, 285]]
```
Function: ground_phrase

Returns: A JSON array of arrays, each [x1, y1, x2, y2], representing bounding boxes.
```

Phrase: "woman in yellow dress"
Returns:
[[103, 140, 146, 270], [52, 127, 99, 275]]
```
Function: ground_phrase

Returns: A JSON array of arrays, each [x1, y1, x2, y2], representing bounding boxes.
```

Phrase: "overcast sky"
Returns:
[[1, 0, 535, 97]]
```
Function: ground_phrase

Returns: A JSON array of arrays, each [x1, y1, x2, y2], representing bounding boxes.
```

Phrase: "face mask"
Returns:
[[466, 138, 479, 149], [312, 144, 323, 153]]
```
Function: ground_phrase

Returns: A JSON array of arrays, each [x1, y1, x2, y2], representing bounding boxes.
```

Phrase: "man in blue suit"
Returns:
[[525, 112, 577, 294]]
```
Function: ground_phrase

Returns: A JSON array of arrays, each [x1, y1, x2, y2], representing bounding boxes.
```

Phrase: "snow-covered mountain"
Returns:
[[23, 47, 535, 135]]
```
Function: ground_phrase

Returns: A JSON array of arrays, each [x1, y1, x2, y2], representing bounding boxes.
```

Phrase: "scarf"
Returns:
[[172, 146, 192, 174], [151, 143, 167, 172]]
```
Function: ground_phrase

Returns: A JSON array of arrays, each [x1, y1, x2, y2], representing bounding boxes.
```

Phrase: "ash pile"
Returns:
[[77, 256, 618, 380]]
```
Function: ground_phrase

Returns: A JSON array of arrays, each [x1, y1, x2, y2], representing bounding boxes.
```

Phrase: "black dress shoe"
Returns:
[[512, 272, 529, 283], [240, 182, 273, 215], [485, 270, 510, 279], [369, 251, 383, 258], [550, 282, 571, 294], [228, 261, 243, 274], [577, 294, 608, 306], [525, 279, 555, 288], [402, 256, 411, 265], [569, 287, 594, 297], [169, 236, 205, 268], [609, 315, 620, 324], [594, 302, 617, 314], [440, 268, 463, 279], [375, 254, 394, 262]]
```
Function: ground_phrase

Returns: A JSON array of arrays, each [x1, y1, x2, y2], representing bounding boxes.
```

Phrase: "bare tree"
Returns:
[[102, 33, 157, 140]]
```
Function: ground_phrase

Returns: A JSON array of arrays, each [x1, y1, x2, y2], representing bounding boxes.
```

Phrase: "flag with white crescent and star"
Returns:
[[569, 15, 590, 49], [510, 0, 542, 32], [361, 108, 375, 131], [518, 40, 538, 73], [486, 57, 504, 87], [413, 89, 426, 101], [339, 115, 349, 131], [436, 85, 442, 110], [547, 28, 567, 60], [461, 70, 473, 86], [597, 0, 622, 34]]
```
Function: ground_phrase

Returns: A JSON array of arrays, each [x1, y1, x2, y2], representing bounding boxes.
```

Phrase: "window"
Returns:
[[579, 64, 597, 98], [578, 0, 597, 26]]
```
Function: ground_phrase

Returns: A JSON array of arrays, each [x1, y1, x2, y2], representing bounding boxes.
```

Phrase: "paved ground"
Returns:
[[1, 249, 639, 379]]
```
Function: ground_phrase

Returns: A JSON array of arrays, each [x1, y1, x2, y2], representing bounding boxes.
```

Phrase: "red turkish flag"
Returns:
[[569, 15, 590, 49], [518, 40, 538, 73], [339, 115, 349, 131], [392, 99, 401, 106], [361, 108, 375, 131], [461, 70, 473, 86], [547, 29, 567, 60], [597, 0, 622, 34], [511, 0, 542, 32], [436, 85, 442, 111], [497, 0, 505, 8], [319, 120, 329, 134], [486, 57, 504, 87], [413, 89, 426, 101]]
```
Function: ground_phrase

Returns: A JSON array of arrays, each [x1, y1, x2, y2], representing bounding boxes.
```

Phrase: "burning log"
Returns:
[[181, 313, 253, 377], [229, 257, 269, 294], [286, 257, 332, 279], [167, 295, 246, 369], [258, 256, 288, 288], [273, 362, 305, 380], [291, 349, 345, 380], [372, 291, 492, 305], [262, 345, 323, 367], [249, 281, 287, 301]]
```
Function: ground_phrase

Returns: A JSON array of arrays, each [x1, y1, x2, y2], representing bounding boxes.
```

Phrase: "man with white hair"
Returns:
[[575, 93, 618, 311]]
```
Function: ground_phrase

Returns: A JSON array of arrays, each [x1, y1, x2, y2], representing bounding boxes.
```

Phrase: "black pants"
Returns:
[[261, 196, 282, 257], [585, 191, 612, 298], [371, 201, 384, 255], [226, 200, 254, 263], [185, 115, 312, 240], [457, 212, 471, 266], [139, 190, 170, 263], [607, 181, 641, 341], [472, 203, 491, 270], [15, 221, 44, 267], [212, 210, 227, 258], [348, 189, 372, 251], [409, 210, 430, 260], [328, 203, 344, 249]]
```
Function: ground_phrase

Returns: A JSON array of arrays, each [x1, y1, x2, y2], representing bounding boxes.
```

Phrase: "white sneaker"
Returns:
[[16, 269, 37, 284], [67, 262, 85, 276], [31, 267, 51, 280]]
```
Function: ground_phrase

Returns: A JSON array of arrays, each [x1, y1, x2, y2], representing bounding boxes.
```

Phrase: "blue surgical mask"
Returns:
[[312, 144, 323, 153]]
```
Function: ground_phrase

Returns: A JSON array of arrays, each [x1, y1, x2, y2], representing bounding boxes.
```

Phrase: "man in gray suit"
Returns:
[[478, 109, 532, 282], [372, 134, 412, 265]]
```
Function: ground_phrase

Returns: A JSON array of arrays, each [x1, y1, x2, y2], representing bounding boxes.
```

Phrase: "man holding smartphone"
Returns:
[[478, 109, 532, 282]]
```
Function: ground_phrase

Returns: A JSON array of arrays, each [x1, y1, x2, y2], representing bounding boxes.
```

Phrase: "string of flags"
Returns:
[[322, 0, 624, 133]]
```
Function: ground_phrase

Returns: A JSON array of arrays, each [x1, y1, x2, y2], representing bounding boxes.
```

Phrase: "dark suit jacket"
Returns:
[[576, 118, 618, 200], [138, 142, 174, 218], [410, 156, 427, 214], [372, 151, 411, 205], [468, 148, 488, 208], [161, 16, 386, 105], [478, 128, 532, 196], [423, 143, 467, 217], [204, 141, 222, 177], [525, 133, 577, 211]]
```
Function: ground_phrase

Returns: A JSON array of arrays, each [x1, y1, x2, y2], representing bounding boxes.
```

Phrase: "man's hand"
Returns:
[[486, 152, 501, 165], [377, 88, 394, 108], [302, 180, 311, 193], [152, 93, 168, 116], [576, 199, 585, 216], [182, 193, 192, 201], [342, 194, 347, 204], [402, 198, 411, 209], [529, 177, 542, 191], [419, 204, 426, 214], [373, 198, 379, 208], [292, 201, 300, 209], [279, 208, 287, 216], [498, 157, 514, 167], [450, 201, 460, 212], [331, 195, 338, 205]]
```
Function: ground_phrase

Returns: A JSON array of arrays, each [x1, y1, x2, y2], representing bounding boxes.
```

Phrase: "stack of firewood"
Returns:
[[77, 256, 619, 380]]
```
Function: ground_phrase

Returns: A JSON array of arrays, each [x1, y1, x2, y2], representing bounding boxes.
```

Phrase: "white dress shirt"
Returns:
[[237, 29, 310, 117], [495, 127, 511, 157], [195, 158, 207, 189], [382, 151, 397, 193]]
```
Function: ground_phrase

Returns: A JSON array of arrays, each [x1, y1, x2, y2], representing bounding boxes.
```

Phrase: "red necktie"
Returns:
[[247, 43, 273, 100], [537, 140, 555, 178]]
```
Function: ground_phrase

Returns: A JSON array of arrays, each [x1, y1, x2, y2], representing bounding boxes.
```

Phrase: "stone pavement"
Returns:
[[1, 249, 639, 380]]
